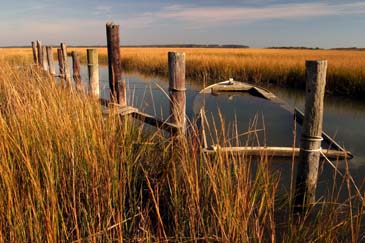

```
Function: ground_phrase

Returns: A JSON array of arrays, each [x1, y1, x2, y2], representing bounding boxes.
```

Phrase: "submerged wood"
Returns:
[[203, 146, 350, 160]]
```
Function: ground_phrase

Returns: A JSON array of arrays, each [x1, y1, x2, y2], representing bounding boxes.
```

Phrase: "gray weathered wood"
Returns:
[[46, 46, 55, 75], [294, 60, 327, 214], [60, 43, 72, 88], [42, 46, 49, 72], [36, 40, 43, 66], [71, 51, 82, 91], [87, 49, 100, 98], [57, 48, 65, 84], [168, 52, 186, 134], [106, 23, 125, 106], [31, 41, 38, 64]]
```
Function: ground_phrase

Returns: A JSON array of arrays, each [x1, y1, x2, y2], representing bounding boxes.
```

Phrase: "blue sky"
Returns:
[[1, 0, 365, 47]]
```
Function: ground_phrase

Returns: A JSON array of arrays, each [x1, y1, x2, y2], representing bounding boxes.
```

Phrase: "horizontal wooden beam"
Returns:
[[203, 146, 352, 160]]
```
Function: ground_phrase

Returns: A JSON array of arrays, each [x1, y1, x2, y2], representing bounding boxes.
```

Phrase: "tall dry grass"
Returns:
[[0, 55, 363, 242]]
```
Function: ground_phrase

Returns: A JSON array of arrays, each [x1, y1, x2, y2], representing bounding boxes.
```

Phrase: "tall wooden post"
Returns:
[[106, 23, 125, 106], [87, 49, 100, 98], [57, 48, 65, 83], [168, 52, 186, 134], [294, 60, 327, 214], [46, 46, 55, 75], [42, 46, 49, 72], [36, 40, 43, 66], [60, 43, 72, 88], [31, 41, 38, 64], [71, 51, 82, 91]]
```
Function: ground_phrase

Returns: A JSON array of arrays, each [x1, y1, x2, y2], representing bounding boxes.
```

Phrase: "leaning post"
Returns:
[[31, 41, 38, 64], [87, 49, 100, 98], [168, 52, 186, 135], [60, 43, 72, 88], [294, 60, 327, 215], [36, 40, 43, 66], [42, 46, 49, 72], [46, 46, 56, 75], [71, 51, 82, 91], [106, 22, 126, 106]]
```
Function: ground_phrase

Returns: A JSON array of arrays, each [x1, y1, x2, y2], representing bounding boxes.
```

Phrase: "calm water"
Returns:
[[65, 61, 365, 193]]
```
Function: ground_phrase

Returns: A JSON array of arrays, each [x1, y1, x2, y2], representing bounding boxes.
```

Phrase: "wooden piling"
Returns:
[[106, 23, 125, 106], [57, 48, 65, 82], [87, 49, 100, 98], [31, 41, 38, 64], [294, 60, 327, 214], [168, 52, 186, 134], [42, 46, 49, 72], [60, 43, 72, 88], [36, 40, 43, 66], [71, 51, 82, 91], [46, 46, 55, 75]]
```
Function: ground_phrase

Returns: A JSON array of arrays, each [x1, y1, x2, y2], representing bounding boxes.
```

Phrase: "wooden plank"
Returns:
[[132, 111, 180, 132], [102, 105, 138, 116], [203, 146, 350, 160]]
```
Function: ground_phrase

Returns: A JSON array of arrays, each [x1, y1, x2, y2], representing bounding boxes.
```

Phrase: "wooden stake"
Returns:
[[60, 43, 72, 88], [31, 41, 38, 64], [168, 52, 186, 134], [42, 46, 49, 72], [57, 48, 65, 83], [46, 46, 55, 75], [36, 40, 43, 66], [106, 22, 125, 106], [87, 49, 99, 98], [294, 60, 327, 214], [71, 51, 82, 91]]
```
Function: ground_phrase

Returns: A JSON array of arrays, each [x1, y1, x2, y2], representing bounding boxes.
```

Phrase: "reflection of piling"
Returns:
[[71, 51, 82, 91], [87, 49, 100, 98], [42, 46, 49, 72], [36, 40, 43, 66], [57, 48, 65, 83], [106, 23, 126, 106], [31, 41, 38, 64], [61, 43, 72, 88], [294, 60, 327, 215], [168, 52, 186, 134], [46, 46, 55, 75]]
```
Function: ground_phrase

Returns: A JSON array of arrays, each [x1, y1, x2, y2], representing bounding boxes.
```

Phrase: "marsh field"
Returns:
[[0, 47, 364, 242]]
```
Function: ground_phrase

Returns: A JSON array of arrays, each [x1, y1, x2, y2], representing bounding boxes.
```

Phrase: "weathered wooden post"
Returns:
[[168, 52, 186, 134], [46, 46, 56, 75], [57, 49, 65, 83], [36, 40, 43, 66], [42, 46, 49, 72], [87, 49, 100, 98], [106, 22, 126, 106], [294, 60, 327, 214], [60, 43, 72, 88], [71, 51, 82, 91], [31, 41, 38, 64]]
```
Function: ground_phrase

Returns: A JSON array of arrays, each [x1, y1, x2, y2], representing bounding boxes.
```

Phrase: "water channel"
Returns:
[[69, 62, 365, 196]]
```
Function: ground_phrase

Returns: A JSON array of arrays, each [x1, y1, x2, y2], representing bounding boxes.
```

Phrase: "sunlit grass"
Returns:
[[0, 54, 363, 242]]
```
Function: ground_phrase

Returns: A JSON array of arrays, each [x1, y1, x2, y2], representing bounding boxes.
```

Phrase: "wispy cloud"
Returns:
[[147, 2, 365, 24]]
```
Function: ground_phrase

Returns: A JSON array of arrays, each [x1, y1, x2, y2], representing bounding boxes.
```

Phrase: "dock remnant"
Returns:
[[71, 51, 82, 91], [60, 43, 72, 88], [42, 46, 49, 72], [168, 52, 186, 134], [106, 23, 126, 106], [57, 48, 65, 83], [36, 40, 43, 67], [294, 60, 327, 214], [87, 49, 100, 98], [46, 46, 55, 75], [31, 41, 38, 64]]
